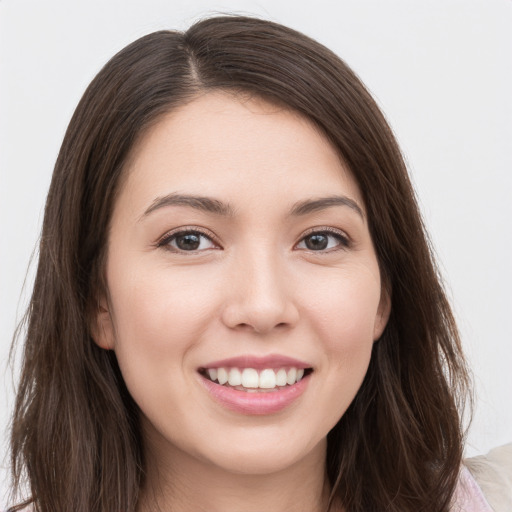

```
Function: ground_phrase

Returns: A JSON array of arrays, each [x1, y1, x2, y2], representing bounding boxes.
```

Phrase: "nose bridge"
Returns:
[[222, 240, 298, 333], [245, 244, 284, 304]]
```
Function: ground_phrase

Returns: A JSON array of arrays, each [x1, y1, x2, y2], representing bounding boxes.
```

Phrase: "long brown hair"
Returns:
[[10, 15, 470, 512]]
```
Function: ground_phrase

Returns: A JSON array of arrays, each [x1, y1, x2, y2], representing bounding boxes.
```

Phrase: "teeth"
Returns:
[[276, 368, 287, 387], [241, 368, 259, 388], [259, 369, 276, 388], [286, 367, 297, 385], [228, 368, 242, 386], [217, 367, 228, 385], [204, 366, 308, 389]]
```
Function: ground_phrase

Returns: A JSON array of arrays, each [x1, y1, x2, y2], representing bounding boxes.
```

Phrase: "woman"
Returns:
[[8, 15, 492, 512]]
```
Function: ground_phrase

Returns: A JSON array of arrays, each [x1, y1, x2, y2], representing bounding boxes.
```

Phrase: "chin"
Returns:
[[198, 431, 327, 476]]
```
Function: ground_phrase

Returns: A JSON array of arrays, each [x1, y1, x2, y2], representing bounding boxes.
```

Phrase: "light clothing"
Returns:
[[463, 443, 512, 512], [453, 465, 493, 511]]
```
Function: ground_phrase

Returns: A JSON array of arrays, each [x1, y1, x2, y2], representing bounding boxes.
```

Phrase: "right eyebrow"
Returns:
[[290, 195, 365, 220], [139, 193, 235, 221]]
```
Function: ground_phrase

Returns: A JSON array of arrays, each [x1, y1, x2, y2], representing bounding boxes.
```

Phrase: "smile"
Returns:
[[198, 356, 313, 415], [200, 366, 310, 392]]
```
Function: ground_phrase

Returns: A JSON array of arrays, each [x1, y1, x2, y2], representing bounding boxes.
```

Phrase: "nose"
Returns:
[[221, 248, 300, 335]]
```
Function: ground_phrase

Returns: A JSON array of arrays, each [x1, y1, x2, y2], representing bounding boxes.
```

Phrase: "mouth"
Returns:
[[198, 366, 314, 393], [197, 355, 313, 414]]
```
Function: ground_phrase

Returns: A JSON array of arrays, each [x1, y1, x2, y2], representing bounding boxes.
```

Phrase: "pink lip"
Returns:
[[199, 372, 311, 415], [201, 354, 311, 370]]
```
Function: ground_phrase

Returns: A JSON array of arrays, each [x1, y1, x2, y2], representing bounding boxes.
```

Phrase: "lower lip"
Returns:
[[199, 374, 310, 415]]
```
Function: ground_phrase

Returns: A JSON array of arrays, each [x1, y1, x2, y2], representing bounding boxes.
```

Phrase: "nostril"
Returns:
[[234, 322, 252, 331], [221, 298, 300, 334]]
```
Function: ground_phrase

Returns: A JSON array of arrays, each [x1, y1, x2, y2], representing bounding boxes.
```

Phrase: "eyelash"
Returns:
[[156, 226, 351, 254], [296, 227, 351, 253], [157, 227, 220, 253]]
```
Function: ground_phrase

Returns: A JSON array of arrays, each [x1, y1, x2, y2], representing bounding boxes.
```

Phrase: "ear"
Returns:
[[90, 295, 115, 350], [373, 286, 391, 341]]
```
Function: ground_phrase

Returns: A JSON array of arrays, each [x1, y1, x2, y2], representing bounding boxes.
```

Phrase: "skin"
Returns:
[[93, 92, 390, 512]]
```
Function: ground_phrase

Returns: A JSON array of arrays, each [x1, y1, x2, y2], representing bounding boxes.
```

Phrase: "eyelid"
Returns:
[[156, 226, 222, 251], [295, 226, 351, 251], [155, 225, 350, 253]]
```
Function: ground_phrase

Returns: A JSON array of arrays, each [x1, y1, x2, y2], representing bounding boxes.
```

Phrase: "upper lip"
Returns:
[[200, 354, 312, 370]]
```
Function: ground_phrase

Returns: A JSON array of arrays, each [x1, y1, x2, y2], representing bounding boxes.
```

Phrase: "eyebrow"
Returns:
[[290, 195, 364, 219], [140, 193, 364, 221], [141, 193, 235, 220]]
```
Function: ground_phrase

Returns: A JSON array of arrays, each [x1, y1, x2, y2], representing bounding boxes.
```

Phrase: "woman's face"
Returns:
[[94, 92, 389, 476]]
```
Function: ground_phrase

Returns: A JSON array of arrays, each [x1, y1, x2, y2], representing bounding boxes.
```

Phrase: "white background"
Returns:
[[1, 0, 511, 506]]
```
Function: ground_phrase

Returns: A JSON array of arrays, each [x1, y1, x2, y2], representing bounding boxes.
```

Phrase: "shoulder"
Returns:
[[3, 505, 34, 512], [461, 443, 512, 512]]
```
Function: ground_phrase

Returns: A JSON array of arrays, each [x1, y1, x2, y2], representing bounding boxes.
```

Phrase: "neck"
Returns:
[[137, 432, 332, 512]]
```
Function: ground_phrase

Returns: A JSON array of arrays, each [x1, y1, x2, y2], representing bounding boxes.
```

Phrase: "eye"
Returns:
[[296, 229, 349, 252], [158, 229, 218, 252]]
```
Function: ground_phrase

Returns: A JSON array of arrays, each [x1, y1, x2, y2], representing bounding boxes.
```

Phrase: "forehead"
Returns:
[[119, 92, 364, 214]]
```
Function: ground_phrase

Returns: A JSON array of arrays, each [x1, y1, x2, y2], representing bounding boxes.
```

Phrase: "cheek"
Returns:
[[105, 266, 218, 428], [108, 260, 219, 347], [305, 266, 382, 350], [301, 266, 381, 417], [105, 260, 223, 401]]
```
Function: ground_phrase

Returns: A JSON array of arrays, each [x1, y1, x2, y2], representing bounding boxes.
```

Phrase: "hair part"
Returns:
[[10, 15, 471, 512]]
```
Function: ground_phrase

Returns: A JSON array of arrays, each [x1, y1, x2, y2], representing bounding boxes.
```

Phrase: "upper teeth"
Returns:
[[206, 367, 305, 389]]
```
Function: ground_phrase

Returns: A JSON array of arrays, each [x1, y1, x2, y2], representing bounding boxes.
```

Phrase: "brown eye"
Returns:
[[296, 230, 349, 252], [174, 233, 202, 250], [304, 234, 329, 250], [160, 230, 217, 252]]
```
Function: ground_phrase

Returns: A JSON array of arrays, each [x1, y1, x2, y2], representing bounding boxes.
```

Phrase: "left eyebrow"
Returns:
[[290, 195, 364, 220]]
